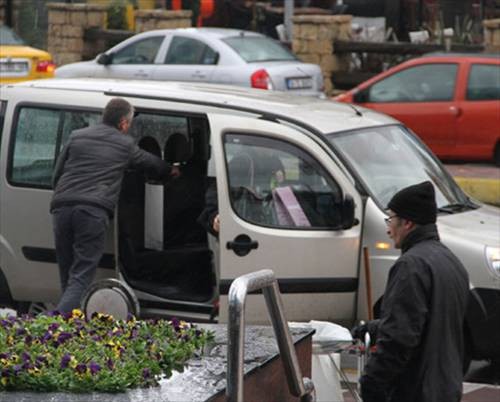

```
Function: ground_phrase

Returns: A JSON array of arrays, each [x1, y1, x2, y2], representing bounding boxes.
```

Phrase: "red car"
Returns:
[[335, 54, 500, 165]]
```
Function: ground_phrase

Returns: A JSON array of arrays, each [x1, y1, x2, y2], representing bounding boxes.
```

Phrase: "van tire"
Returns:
[[0, 268, 14, 308]]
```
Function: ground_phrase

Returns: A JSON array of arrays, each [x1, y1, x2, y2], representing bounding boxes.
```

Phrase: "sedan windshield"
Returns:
[[327, 125, 471, 210], [0, 26, 25, 46], [223, 36, 297, 63]]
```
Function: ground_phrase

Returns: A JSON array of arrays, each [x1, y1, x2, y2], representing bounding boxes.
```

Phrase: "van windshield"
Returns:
[[326, 125, 470, 210]]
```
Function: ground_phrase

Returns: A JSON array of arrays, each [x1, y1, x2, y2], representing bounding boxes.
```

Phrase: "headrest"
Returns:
[[164, 133, 192, 163]]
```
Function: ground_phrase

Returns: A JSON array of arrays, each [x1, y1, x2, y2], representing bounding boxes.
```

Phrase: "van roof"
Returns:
[[4, 78, 397, 133]]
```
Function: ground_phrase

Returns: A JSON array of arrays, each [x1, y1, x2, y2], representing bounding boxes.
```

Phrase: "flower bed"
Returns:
[[0, 310, 213, 393]]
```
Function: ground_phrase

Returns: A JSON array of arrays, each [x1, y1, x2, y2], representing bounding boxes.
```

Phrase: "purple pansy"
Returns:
[[24, 334, 33, 345], [41, 331, 52, 344], [55, 331, 72, 346], [75, 363, 87, 375], [60, 354, 71, 369], [15, 327, 26, 336], [106, 358, 114, 370], [142, 368, 151, 379], [48, 322, 60, 332], [89, 361, 101, 375]]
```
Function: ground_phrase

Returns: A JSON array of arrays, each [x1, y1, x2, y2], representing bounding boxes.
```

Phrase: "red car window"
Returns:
[[466, 64, 500, 101], [368, 63, 458, 103]]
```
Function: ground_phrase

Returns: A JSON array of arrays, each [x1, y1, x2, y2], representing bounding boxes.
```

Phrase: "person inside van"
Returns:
[[351, 181, 469, 402], [197, 154, 286, 236], [51, 98, 172, 313]]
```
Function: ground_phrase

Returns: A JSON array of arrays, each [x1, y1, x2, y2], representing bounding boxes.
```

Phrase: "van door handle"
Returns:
[[134, 71, 149, 78], [192, 70, 206, 79], [226, 234, 259, 257]]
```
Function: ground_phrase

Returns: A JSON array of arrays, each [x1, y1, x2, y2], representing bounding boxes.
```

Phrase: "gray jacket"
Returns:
[[51, 123, 168, 215]]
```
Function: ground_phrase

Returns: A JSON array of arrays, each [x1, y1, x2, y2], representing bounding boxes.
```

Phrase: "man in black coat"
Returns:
[[51, 98, 170, 312], [353, 181, 469, 402]]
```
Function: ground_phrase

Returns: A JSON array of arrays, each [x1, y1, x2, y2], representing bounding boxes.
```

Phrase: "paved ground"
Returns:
[[445, 163, 500, 206]]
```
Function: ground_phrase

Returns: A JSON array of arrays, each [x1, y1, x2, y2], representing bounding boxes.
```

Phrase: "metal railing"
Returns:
[[226, 269, 315, 402]]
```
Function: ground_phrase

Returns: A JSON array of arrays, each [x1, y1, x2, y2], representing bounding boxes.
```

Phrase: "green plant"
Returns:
[[0, 310, 213, 393]]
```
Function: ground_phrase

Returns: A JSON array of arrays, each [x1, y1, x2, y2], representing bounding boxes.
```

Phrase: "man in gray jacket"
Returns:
[[51, 98, 170, 312]]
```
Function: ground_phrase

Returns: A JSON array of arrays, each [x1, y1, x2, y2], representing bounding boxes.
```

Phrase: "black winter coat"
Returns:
[[360, 224, 469, 402]]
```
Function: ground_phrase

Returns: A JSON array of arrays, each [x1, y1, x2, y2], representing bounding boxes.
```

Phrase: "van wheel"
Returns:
[[17, 301, 57, 316]]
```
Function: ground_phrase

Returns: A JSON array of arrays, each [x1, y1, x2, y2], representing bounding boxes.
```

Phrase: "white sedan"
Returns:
[[56, 28, 324, 96]]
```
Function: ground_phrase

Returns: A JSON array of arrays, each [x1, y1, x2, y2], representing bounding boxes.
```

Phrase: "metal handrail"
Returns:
[[226, 269, 315, 402]]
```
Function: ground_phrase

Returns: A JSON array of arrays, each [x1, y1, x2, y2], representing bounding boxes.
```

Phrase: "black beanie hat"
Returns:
[[387, 181, 437, 224]]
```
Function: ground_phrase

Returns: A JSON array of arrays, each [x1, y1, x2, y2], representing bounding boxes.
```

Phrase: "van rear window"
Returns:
[[8, 107, 100, 188]]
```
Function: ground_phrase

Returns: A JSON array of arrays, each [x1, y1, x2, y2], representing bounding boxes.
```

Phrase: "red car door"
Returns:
[[455, 60, 500, 161], [352, 62, 461, 158]]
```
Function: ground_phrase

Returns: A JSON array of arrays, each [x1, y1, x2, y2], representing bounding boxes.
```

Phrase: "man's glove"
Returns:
[[351, 319, 380, 343]]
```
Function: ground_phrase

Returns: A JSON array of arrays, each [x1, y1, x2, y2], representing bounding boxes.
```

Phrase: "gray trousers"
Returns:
[[52, 205, 109, 312]]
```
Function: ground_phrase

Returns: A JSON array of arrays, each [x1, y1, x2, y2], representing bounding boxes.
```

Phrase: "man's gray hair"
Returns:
[[102, 98, 134, 129]]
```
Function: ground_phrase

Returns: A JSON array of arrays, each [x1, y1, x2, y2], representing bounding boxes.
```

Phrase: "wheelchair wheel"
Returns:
[[81, 278, 139, 320]]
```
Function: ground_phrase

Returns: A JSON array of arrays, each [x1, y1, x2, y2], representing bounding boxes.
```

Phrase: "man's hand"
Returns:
[[212, 214, 220, 234]]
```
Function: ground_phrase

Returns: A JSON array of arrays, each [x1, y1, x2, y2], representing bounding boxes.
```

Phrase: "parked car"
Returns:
[[335, 53, 500, 165], [55, 27, 324, 96], [0, 25, 55, 84]]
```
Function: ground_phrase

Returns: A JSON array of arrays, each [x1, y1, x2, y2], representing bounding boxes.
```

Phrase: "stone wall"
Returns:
[[292, 15, 352, 95], [47, 2, 107, 66], [134, 9, 192, 33], [483, 19, 500, 52]]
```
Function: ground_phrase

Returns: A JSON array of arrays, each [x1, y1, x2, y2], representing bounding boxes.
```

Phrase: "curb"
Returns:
[[454, 177, 500, 207]]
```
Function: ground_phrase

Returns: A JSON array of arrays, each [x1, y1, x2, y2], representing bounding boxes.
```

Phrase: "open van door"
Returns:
[[208, 114, 363, 323]]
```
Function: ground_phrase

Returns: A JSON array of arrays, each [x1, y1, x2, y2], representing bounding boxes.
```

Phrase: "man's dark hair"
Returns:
[[102, 98, 133, 129]]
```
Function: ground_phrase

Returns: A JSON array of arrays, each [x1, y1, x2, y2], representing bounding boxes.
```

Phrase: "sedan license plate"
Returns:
[[286, 77, 313, 90], [0, 61, 29, 75]]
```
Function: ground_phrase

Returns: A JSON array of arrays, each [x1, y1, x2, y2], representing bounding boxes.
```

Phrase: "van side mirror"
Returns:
[[353, 88, 369, 103], [341, 194, 358, 229], [97, 53, 113, 65]]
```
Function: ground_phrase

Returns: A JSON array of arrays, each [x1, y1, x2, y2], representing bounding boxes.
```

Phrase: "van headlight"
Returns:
[[485, 246, 500, 278]]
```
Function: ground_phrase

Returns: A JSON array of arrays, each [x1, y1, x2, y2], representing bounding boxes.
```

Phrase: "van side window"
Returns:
[[10, 107, 60, 187], [60, 110, 101, 149], [224, 134, 343, 229], [9, 107, 100, 188]]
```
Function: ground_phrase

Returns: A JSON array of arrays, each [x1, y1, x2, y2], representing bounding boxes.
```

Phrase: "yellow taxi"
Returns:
[[0, 25, 55, 84]]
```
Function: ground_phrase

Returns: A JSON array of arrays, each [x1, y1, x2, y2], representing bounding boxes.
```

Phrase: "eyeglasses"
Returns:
[[384, 215, 398, 225]]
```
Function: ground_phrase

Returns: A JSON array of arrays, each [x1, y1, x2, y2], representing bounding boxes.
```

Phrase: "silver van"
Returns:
[[0, 79, 499, 365]]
